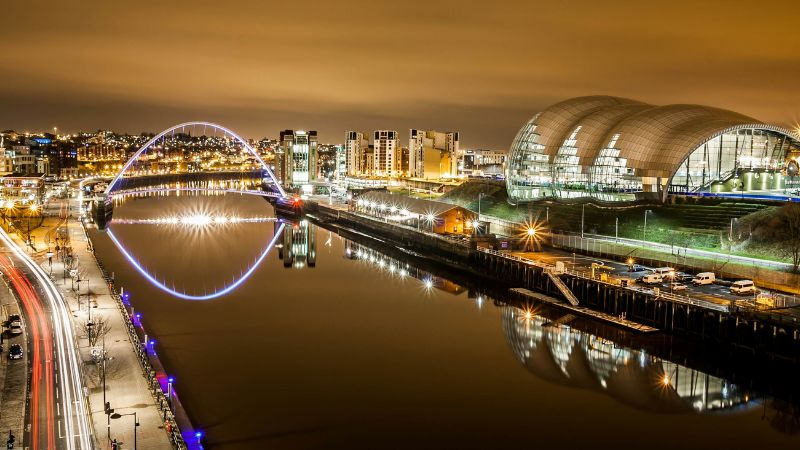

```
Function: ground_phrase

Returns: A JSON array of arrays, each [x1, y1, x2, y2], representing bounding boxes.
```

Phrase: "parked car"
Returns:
[[674, 272, 693, 282], [7, 314, 20, 323], [730, 280, 757, 295], [629, 264, 648, 272], [671, 283, 687, 292], [9, 322, 22, 335], [641, 273, 663, 284], [8, 344, 22, 360], [692, 272, 716, 285]]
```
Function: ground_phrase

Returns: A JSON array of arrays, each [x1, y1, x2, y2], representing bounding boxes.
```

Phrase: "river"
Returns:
[[87, 191, 800, 449]]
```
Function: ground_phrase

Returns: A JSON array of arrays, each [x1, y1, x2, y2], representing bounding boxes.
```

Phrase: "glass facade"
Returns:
[[670, 128, 799, 194], [506, 97, 800, 203], [506, 115, 551, 200]]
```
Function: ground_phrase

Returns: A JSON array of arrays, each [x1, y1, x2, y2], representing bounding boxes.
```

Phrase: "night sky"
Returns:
[[2, 0, 799, 148]]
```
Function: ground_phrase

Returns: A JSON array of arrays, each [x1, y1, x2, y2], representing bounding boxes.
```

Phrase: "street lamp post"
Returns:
[[110, 412, 138, 450], [581, 204, 585, 238], [643, 209, 651, 241]]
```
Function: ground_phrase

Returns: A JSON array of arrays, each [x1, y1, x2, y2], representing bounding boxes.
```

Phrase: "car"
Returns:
[[8, 344, 22, 360], [7, 314, 20, 323], [9, 323, 22, 335], [730, 280, 757, 295], [674, 272, 693, 282], [671, 283, 687, 292], [629, 264, 648, 272]]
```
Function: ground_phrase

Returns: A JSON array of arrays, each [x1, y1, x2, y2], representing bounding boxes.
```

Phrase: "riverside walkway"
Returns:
[[26, 198, 174, 449]]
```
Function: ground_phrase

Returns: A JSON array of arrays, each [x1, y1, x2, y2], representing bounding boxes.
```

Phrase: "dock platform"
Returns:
[[510, 288, 659, 333]]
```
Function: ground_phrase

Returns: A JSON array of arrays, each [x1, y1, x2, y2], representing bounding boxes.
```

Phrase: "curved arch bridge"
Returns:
[[88, 122, 291, 229]]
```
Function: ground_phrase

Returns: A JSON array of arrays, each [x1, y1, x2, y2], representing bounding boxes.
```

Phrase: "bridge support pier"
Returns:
[[92, 194, 113, 230]]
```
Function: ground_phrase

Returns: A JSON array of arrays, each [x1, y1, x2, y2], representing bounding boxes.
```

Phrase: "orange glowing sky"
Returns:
[[2, 0, 799, 148]]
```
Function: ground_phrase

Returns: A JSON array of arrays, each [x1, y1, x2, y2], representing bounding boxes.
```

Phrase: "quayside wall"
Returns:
[[307, 201, 800, 360]]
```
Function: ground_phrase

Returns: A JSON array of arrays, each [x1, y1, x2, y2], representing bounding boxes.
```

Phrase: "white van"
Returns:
[[730, 280, 757, 295], [652, 267, 675, 277], [641, 273, 663, 284], [692, 272, 715, 285]]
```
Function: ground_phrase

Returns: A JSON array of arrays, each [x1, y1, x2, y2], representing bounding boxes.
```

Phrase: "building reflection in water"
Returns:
[[276, 220, 316, 269], [343, 240, 465, 295], [281, 226, 800, 432], [501, 307, 751, 413]]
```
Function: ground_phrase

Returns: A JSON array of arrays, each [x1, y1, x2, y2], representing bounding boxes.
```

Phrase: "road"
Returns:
[[0, 224, 93, 450]]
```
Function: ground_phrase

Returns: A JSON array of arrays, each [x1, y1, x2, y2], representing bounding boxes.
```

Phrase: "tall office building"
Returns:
[[344, 131, 369, 176], [277, 130, 318, 187], [373, 130, 400, 177], [409, 130, 460, 179]]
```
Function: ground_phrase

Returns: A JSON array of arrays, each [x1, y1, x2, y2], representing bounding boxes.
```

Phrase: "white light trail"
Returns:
[[0, 227, 93, 450]]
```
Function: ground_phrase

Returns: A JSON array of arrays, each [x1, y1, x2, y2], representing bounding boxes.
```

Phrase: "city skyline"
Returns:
[[2, 0, 799, 148]]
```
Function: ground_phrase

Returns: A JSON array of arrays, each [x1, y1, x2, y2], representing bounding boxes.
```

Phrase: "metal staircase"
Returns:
[[546, 271, 580, 306]]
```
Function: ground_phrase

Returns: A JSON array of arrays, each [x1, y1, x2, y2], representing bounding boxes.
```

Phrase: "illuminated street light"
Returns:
[[527, 227, 536, 236]]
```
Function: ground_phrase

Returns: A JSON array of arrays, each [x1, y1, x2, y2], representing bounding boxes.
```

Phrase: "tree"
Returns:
[[777, 203, 800, 273], [80, 315, 112, 347]]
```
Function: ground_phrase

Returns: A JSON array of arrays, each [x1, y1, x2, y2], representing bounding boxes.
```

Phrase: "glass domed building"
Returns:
[[506, 96, 800, 203]]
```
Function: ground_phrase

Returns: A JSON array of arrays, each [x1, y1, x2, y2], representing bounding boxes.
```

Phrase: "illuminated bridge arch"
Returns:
[[104, 121, 287, 198], [106, 222, 285, 301]]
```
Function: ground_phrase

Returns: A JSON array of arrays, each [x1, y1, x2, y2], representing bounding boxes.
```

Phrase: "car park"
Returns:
[[692, 272, 716, 285], [730, 280, 757, 295], [8, 344, 22, 360]]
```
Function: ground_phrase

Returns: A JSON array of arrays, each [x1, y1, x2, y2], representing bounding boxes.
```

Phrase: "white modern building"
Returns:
[[373, 130, 400, 177], [344, 131, 369, 176], [277, 130, 318, 187], [409, 129, 459, 179], [506, 95, 800, 203]]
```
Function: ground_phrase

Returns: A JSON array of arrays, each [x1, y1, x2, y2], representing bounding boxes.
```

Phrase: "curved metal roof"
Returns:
[[533, 96, 645, 161], [611, 103, 761, 178], [514, 96, 795, 180], [560, 103, 652, 172]]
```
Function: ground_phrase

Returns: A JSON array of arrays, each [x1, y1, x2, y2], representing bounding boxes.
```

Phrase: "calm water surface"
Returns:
[[88, 193, 800, 449]]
